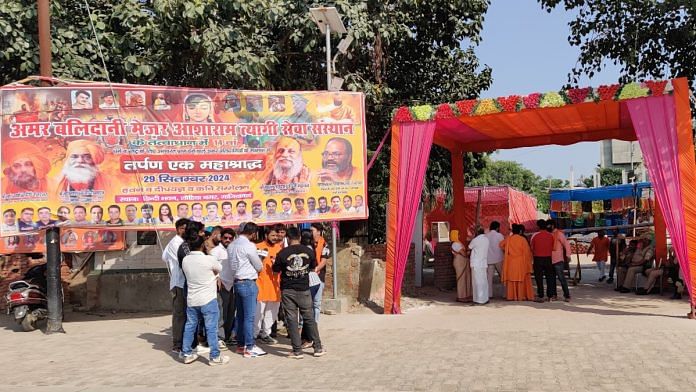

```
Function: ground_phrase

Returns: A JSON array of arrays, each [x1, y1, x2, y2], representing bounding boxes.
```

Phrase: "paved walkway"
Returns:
[[1, 268, 694, 392]]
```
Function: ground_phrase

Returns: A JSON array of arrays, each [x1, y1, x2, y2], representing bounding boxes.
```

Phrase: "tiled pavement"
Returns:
[[1, 269, 695, 392]]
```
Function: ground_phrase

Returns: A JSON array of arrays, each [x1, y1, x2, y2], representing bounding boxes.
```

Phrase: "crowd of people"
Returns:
[[449, 219, 682, 304], [161, 219, 331, 365]]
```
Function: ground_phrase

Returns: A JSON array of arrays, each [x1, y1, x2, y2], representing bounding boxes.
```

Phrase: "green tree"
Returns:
[[582, 167, 623, 188], [537, 0, 696, 88], [0, 0, 493, 243], [468, 159, 568, 213]]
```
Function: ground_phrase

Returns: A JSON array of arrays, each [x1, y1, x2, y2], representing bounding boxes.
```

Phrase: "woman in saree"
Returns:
[[451, 229, 472, 302]]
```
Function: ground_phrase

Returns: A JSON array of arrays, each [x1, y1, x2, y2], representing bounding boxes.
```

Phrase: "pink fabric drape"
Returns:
[[626, 96, 692, 294], [391, 122, 435, 313]]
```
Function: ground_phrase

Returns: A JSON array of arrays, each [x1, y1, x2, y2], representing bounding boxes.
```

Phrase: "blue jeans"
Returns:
[[182, 298, 220, 359], [311, 282, 324, 322], [553, 262, 570, 299], [234, 280, 258, 350]]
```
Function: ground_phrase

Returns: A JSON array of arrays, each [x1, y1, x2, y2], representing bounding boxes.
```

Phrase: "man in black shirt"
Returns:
[[273, 227, 326, 359]]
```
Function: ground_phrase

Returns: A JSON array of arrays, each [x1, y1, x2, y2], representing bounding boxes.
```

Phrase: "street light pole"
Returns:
[[38, 0, 64, 334], [325, 23, 332, 90]]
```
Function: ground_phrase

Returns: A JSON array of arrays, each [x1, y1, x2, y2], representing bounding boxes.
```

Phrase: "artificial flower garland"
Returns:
[[392, 79, 672, 123]]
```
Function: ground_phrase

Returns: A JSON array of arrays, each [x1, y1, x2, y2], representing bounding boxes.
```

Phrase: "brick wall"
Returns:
[[434, 242, 456, 290], [0, 253, 72, 311], [339, 242, 416, 301]]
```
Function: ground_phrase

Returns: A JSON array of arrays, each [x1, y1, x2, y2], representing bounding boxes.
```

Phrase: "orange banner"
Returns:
[[1, 83, 368, 236], [0, 228, 125, 254]]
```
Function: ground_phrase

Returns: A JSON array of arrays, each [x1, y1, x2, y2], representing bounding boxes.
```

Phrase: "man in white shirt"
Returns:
[[468, 227, 490, 305], [180, 235, 229, 366], [161, 218, 189, 354], [485, 221, 505, 298], [214, 228, 236, 345], [225, 222, 266, 358]]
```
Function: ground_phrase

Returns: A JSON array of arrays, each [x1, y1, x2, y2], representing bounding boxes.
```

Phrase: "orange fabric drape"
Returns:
[[654, 198, 667, 264], [384, 123, 401, 315], [673, 78, 696, 305]]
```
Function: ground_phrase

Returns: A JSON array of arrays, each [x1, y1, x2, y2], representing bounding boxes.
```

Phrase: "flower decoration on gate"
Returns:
[[539, 92, 565, 108], [617, 82, 650, 100], [392, 79, 673, 122], [473, 99, 500, 116], [644, 80, 668, 96], [563, 87, 593, 104], [497, 95, 520, 112], [522, 93, 542, 109], [434, 103, 457, 119], [393, 106, 414, 122], [455, 99, 477, 116], [411, 105, 434, 121], [597, 84, 621, 101]]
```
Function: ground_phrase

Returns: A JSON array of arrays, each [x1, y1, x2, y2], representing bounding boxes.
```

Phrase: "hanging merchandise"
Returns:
[[592, 200, 604, 213], [550, 200, 563, 212], [603, 199, 612, 211], [582, 201, 592, 212], [623, 196, 636, 209], [572, 201, 582, 214], [561, 201, 572, 213], [611, 198, 623, 212]]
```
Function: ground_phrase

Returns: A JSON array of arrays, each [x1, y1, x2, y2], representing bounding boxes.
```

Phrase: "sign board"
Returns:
[[0, 83, 368, 237]]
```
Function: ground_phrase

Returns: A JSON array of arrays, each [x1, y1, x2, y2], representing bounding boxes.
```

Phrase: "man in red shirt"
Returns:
[[530, 220, 555, 302], [587, 230, 610, 282]]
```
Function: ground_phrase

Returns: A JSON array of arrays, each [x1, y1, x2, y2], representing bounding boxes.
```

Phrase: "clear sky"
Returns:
[[474, 0, 621, 183]]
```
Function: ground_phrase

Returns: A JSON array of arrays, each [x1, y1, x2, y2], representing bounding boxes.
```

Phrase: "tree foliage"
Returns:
[[0, 0, 493, 243], [581, 167, 623, 188], [468, 158, 568, 213], [538, 0, 696, 88]]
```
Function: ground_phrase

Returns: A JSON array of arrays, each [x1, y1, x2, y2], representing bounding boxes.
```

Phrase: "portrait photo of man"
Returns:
[[235, 200, 251, 222], [2, 140, 50, 194], [317, 137, 355, 183], [36, 207, 56, 228], [204, 202, 219, 223], [329, 196, 343, 214], [18, 207, 36, 232], [107, 205, 123, 225], [2, 209, 18, 232], [190, 202, 204, 222], [280, 197, 293, 218], [53, 139, 109, 201], [124, 204, 138, 224], [57, 206, 71, 222], [307, 197, 318, 216], [99, 91, 119, 109], [72, 205, 88, 225], [265, 199, 278, 220], [265, 137, 311, 185], [251, 200, 263, 219], [90, 205, 104, 225], [317, 196, 329, 214], [354, 195, 366, 214], [220, 201, 234, 224], [137, 204, 156, 224], [176, 203, 189, 219], [71, 89, 93, 110]]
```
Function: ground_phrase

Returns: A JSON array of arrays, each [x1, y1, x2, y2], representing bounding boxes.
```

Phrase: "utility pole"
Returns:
[[38, 0, 64, 334]]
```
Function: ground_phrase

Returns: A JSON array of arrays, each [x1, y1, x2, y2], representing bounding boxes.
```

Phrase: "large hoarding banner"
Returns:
[[0, 83, 368, 236]]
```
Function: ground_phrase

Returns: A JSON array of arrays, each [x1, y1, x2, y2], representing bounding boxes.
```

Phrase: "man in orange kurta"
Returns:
[[500, 224, 535, 301], [2, 140, 50, 195], [254, 225, 283, 344]]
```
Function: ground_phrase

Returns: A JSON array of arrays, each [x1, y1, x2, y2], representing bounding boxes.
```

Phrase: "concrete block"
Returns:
[[322, 296, 350, 315]]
